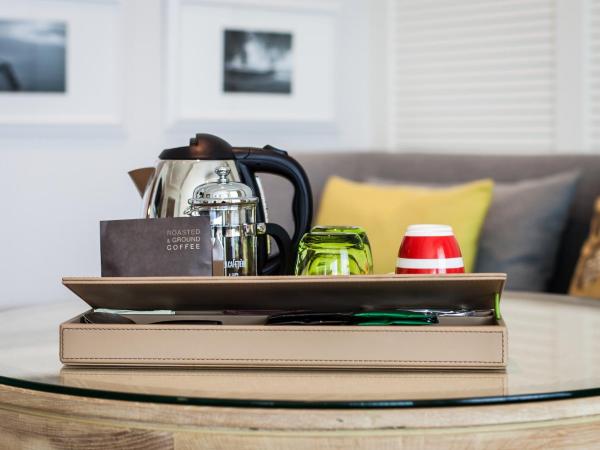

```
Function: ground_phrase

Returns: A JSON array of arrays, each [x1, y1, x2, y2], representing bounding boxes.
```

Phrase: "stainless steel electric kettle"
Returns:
[[128, 133, 313, 275]]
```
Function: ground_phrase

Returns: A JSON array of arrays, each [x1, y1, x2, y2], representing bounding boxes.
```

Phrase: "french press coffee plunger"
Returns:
[[185, 166, 291, 276]]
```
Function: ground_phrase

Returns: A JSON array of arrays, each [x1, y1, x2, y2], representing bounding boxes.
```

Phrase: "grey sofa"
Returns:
[[261, 152, 600, 294]]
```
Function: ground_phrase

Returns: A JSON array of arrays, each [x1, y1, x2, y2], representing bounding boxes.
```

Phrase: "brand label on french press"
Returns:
[[225, 259, 245, 269]]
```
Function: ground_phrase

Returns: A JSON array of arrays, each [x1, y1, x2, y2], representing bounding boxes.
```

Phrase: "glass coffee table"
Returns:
[[1, 291, 599, 449]]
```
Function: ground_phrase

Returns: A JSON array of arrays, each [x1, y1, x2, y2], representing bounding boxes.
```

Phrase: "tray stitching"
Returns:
[[61, 328, 504, 364], [63, 359, 501, 363], [63, 328, 501, 334], [60, 373, 503, 379]]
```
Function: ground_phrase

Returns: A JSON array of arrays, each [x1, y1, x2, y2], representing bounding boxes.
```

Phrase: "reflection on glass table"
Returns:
[[0, 291, 599, 408]]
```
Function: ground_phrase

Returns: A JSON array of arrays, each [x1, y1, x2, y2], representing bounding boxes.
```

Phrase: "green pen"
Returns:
[[357, 320, 435, 326], [352, 310, 437, 326]]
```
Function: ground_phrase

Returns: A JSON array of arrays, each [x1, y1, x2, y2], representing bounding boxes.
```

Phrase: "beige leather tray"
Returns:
[[60, 274, 507, 370]]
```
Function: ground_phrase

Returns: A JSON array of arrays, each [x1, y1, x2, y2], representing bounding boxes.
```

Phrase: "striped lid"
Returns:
[[404, 224, 454, 237]]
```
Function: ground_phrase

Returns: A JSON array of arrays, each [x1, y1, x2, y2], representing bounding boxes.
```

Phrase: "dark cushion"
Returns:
[[475, 172, 579, 290]]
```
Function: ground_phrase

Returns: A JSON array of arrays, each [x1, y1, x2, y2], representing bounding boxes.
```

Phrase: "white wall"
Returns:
[[0, 0, 386, 307]]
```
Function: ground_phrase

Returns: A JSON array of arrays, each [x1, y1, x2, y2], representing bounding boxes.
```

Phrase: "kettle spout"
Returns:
[[128, 167, 155, 197]]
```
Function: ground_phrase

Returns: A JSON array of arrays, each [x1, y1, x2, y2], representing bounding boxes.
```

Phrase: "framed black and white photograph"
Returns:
[[0, 19, 67, 93], [165, 0, 338, 131], [0, 0, 124, 135], [223, 29, 292, 95]]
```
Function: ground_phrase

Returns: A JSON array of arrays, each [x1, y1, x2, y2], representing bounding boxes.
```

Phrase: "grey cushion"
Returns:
[[476, 172, 579, 291], [366, 172, 580, 291]]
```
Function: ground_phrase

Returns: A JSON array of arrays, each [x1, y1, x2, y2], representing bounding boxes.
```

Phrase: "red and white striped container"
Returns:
[[395, 224, 465, 274]]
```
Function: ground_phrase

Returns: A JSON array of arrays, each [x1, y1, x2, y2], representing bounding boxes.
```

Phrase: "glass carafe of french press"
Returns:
[[184, 167, 291, 276]]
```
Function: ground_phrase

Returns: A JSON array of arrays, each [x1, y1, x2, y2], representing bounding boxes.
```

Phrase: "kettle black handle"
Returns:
[[234, 146, 313, 250], [264, 223, 292, 275]]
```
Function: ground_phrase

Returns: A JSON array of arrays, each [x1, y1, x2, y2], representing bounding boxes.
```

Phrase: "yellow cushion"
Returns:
[[315, 176, 494, 274]]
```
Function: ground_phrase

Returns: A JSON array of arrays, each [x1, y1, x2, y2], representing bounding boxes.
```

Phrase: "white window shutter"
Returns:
[[588, 0, 600, 150], [387, 0, 557, 152]]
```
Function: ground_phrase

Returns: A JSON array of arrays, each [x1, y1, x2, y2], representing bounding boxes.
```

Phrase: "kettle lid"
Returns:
[[188, 166, 258, 206], [159, 133, 235, 160]]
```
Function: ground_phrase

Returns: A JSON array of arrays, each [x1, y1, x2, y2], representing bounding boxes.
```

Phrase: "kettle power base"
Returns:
[[60, 274, 508, 370]]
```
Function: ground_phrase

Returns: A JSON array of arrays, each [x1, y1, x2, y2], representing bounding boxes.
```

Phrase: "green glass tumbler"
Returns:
[[295, 231, 371, 276], [311, 225, 373, 274]]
